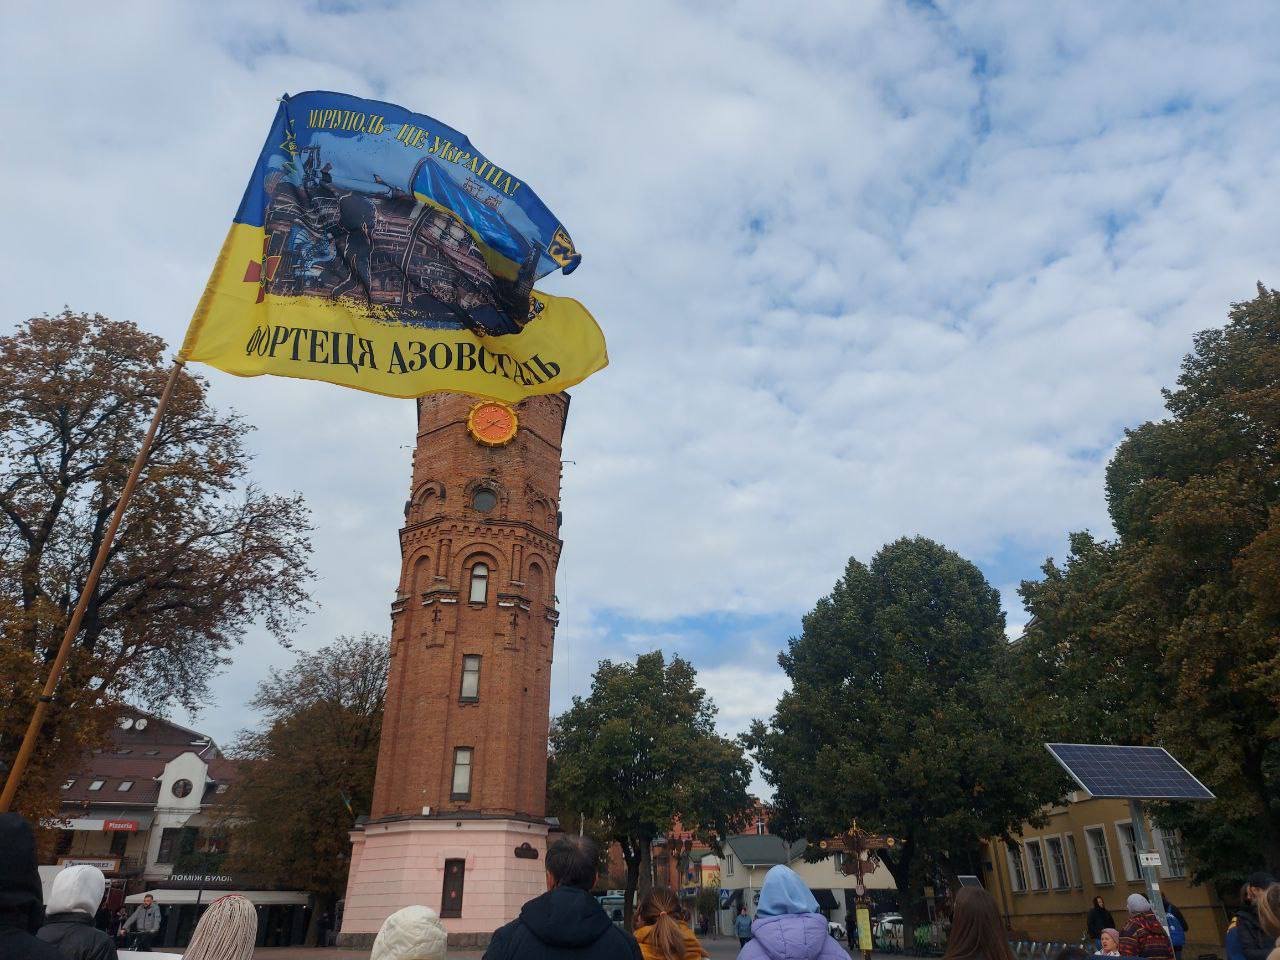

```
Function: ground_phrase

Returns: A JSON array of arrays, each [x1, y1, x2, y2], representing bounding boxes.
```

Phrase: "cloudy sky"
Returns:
[[4, 2, 1280, 788]]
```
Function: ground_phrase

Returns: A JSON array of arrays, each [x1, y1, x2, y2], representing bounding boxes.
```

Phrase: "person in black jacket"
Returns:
[[1236, 872, 1276, 960], [37, 865, 118, 960], [483, 835, 641, 960], [0, 813, 63, 960], [1089, 897, 1117, 950]]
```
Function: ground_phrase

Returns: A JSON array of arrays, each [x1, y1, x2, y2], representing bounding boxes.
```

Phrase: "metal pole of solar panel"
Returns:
[[1127, 799, 1170, 938]]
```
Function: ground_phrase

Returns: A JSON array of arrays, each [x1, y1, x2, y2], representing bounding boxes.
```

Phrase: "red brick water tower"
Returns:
[[338, 392, 567, 947]]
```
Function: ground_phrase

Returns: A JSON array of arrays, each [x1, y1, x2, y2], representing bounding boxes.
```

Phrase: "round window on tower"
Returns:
[[471, 489, 497, 513], [171, 779, 193, 799]]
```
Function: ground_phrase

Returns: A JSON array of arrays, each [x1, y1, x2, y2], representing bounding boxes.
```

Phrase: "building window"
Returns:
[[1116, 822, 1142, 881], [1026, 839, 1049, 891], [1065, 833, 1083, 888], [726, 854, 734, 876], [471, 488, 497, 513], [1046, 837, 1070, 889], [215, 783, 229, 794], [451, 747, 473, 800], [755, 819, 766, 836], [110, 831, 128, 857], [460, 655, 481, 701], [441, 858, 466, 918], [1157, 829, 1187, 879], [468, 563, 489, 603], [1085, 827, 1114, 885], [171, 778, 193, 799], [61, 779, 75, 790], [157, 828, 182, 865], [88, 780, 105, 791], [117, 781, 134, 792], [1006, 842, 1028, 893], [56, 830, 74, 856]]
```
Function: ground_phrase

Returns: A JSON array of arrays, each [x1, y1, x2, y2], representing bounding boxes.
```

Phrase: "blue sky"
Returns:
[[4, 1, 1280, 794]]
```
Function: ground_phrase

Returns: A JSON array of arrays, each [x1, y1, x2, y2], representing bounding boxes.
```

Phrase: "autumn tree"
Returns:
[[1018, 285, 1280, 887], [0, 311, 313, 820], [549, 652, 751, 928], [221, 633, 387, 943], [748, 537, 1066, 935]]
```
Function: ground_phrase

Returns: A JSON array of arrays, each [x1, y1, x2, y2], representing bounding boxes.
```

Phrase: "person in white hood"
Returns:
[[37, 865, 117, 960], [371, 906, 448, 960]]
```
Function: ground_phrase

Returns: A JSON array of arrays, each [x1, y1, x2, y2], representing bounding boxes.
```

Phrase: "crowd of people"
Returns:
[[7, 809, 1280, 960]]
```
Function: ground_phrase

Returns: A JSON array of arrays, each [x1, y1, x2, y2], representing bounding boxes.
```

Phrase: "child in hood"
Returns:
[[737, 866, 846, 960]]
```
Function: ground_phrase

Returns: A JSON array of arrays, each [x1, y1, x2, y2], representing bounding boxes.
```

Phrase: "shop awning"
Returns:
[[126, 890, 308, 906], [813, 888, 840, 910], [65, 812, 155, 832]]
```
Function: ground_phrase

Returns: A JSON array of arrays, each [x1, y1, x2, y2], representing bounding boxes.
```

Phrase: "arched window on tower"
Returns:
[[469, 562, 489, 603]]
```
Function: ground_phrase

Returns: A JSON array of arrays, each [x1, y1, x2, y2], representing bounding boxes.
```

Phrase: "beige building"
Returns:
[[984, 795, 1227, 954]]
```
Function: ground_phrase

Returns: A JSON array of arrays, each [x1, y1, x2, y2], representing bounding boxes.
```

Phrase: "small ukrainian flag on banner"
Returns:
[[180, 91, 606, 401]]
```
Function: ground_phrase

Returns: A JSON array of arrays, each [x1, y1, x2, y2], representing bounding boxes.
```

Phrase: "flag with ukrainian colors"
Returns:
[[180, 91, 606, 401]]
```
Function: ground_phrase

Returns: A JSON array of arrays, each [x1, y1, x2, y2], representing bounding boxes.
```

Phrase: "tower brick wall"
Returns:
[[371, 391, 566, 822]]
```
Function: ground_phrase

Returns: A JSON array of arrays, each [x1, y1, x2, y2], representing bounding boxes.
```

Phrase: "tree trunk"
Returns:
[[622, 839, 642, 932], [638, 838, 654, 904]]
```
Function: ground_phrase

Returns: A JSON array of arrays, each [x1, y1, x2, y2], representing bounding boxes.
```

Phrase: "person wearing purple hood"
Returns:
[[737, 865, 847, 960]]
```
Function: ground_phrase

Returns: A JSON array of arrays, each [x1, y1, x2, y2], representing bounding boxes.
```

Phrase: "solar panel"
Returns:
[[1045, 744, 1215, 801]]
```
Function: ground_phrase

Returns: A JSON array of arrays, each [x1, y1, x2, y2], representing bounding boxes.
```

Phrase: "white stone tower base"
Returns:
[[336, 817, 550, 950]]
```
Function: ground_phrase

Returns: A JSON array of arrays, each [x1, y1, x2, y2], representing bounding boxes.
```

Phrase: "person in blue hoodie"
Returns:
[[737, 865, 847, 960]]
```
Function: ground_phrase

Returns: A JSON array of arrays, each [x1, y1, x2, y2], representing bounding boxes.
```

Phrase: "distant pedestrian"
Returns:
[[633, 887, 707, 960], [735, 907, 752, 947], [1165, 906, 1186, 960], [121, 894, 161, 952], [483, 835, 640, 960], [0, 813, 63, 960], [37, 865, 118, 960], [1089, 897, 1118, 951], [1238, 873, 1277, 960], [1227, 885, 1253, 960], [370, 905, 446, 960], [737, 865, 847, 960], [941, 886, 1016, 960], [1099, 928, 1122, 956], [181, 895, 257, 960], [1119, 894, 1173, 960], [1255, 883, 1280, 960]]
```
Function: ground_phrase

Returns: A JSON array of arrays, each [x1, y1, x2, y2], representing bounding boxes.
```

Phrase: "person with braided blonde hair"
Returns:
[[1255, 883, 1280, 960], [181, 895, 257, 960], [633, 888, 707, 960]]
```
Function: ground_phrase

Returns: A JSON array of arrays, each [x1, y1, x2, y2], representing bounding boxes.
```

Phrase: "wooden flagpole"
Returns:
[[0, 359, 186, 813]]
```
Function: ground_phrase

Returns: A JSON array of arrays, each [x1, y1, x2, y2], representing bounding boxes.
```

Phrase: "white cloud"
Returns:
[[3, 1, 1279, 755]]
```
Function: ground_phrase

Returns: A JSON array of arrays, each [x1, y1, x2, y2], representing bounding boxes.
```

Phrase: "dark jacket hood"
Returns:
[[519, 885, 613, 948], [0, 813, 45, 933]]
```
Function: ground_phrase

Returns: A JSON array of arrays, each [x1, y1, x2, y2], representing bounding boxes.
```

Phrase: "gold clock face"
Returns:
[[467, 401, 518, 446]]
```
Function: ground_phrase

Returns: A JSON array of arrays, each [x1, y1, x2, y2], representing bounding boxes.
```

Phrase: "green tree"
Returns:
[[549, 651, 751, 928], [0, 311, 313, 821], [221, 633, 387, 943], [1018, 285, 1280, 886], [749, 537, 1065, 934]]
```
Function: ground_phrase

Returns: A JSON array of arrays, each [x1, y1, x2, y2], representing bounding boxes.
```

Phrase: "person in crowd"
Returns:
[[1226, 884, 1253, 960], [1099, 928, 1122, 956], [37, 865, 118, 960], [110, 909, 128, 947], [0, 813, 63, 960], [633, 887, 707, 960], [483, 835, 641, 960], [1165, 902, 1189, 939], [737, 864, 848, 960], [735, 907, 752, 947], [369, 905, 447, 960], [1165, 903, 1186, 960], [121, 894, 161, 952], [1119, 894, 1174, 960], [940, 886, 1016, 960], [1238, 873, 1277, 960], [1089, 897, 1118, 952], [181, 895, 257, 960], [1254, 883, 1280, 960]]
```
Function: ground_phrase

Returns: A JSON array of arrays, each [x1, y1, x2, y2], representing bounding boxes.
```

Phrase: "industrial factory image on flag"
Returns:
[[181, 90, 606, 400]]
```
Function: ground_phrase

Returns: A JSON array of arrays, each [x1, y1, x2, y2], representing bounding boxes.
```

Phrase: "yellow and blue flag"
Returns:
[[180, 91, 606, 401]]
